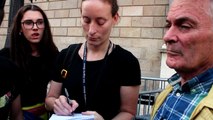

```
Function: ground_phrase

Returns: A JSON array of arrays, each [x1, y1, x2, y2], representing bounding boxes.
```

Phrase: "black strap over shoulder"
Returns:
[[61, 44, 79, 79]]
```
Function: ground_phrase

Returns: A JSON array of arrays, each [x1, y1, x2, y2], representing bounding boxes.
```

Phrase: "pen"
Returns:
[[64, 88, 74, 115]]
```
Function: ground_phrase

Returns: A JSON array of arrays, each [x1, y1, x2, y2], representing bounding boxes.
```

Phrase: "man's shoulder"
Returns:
[[190, 85, 213, 119]]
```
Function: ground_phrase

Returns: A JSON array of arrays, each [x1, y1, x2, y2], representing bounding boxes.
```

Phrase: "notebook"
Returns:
[[49, 113, 94, 120]]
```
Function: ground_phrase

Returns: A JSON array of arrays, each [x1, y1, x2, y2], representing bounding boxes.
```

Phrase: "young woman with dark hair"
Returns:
[[0, 4, 58, 120]]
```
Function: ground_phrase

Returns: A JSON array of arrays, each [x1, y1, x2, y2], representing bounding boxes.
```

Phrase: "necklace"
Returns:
[[82, 41, 112, 106]]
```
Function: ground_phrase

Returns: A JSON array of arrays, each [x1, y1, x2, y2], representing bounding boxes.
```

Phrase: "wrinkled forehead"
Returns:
[[171, 0, 211, 12], [168, 0, 212, 20]]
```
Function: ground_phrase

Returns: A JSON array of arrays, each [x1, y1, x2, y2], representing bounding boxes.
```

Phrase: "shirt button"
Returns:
[[191, 89, 196, 93], [176, 93, 181, 96]]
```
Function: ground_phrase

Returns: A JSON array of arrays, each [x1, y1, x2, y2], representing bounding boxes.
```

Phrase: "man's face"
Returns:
[[164, 0, 213, 74]]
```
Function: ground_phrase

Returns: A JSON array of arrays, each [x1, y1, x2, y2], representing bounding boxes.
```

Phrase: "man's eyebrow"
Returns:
[[175, 17, 197, 25]]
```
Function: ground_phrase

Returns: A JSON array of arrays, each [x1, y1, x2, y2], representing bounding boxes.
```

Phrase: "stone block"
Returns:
[[61, 18, 76, 26], [53, 28, 67, 35], [117, 17, 132, 26], [133, 0, 154, 5], [68, 27, 83, 36], [120, 28, 141, 37], [143, 6, 166, 16], [55, 10, 69, 18], [141, 28, 163, 39], [63, 0, 78, 9], [132, 17, 153, 27], [118, 0, 133, 6], [49, 1, 62, 10], [155, 0, 169, 5], [154, 17, 166, 27], [49, 19, 61, 27], [45, 11, 55, 18], [69, 9, 81, 17], [123, 6, 143, 16]]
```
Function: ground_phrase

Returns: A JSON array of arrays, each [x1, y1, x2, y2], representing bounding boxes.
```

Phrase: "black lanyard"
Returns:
[[82, 41, 112, 106]]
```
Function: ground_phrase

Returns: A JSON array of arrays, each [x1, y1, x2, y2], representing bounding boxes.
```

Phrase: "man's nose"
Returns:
[[163, 26, 178, 45]]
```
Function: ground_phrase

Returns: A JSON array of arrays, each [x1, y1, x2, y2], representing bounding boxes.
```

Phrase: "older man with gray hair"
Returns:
[[151, 0, 213, 119]]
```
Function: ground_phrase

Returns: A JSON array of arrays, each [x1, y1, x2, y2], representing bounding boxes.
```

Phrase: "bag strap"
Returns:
[[61, 44, 79, 79]]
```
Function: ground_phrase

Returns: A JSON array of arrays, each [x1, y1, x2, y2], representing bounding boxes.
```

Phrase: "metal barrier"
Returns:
[[141, 77, 168, 91], [135, 77, 168, 120]]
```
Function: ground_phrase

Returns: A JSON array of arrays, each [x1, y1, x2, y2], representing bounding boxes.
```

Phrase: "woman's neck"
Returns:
[[31, 50, 40, 57], [30, 44, 40, 57], [80, 41, 112, 61]]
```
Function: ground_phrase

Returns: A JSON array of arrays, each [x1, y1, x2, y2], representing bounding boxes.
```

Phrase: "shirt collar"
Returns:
[[168, 68, 213, 93]]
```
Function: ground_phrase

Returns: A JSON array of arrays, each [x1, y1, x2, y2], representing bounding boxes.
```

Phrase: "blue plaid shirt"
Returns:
[[153, 68, 213, 120]]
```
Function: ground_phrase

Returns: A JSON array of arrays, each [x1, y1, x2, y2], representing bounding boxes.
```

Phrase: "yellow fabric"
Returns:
[[151, 84, 173, 119], [190, 85, 213, 120], [22, 103, 44, 110], [151, 85, 213, 120], [22, 103, 48, 120], [40, 113, 48, 120]]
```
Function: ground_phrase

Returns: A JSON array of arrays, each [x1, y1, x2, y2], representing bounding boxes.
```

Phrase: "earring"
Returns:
[[19, 32, 22, 36]]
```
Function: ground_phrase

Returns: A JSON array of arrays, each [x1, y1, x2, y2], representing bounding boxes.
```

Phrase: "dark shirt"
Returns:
[[0, 56, 20, 120], [53, 43, 141, 119], [0, 48, 54, 106]]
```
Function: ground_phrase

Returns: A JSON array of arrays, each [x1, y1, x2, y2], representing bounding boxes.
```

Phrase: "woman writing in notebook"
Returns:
[[45, 0, 141, 120]]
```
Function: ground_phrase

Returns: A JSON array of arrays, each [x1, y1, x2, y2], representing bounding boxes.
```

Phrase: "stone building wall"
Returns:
[[0, 0, 169, 77]]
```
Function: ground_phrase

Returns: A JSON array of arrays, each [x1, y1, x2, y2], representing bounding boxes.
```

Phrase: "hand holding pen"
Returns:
[[52, 89, 79, 116], [64, 88, 74, 115], [64, 88, 71, 104]]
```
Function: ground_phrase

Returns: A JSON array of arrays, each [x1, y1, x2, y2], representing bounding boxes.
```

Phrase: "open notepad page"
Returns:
[[49, 113, 94, 120]]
